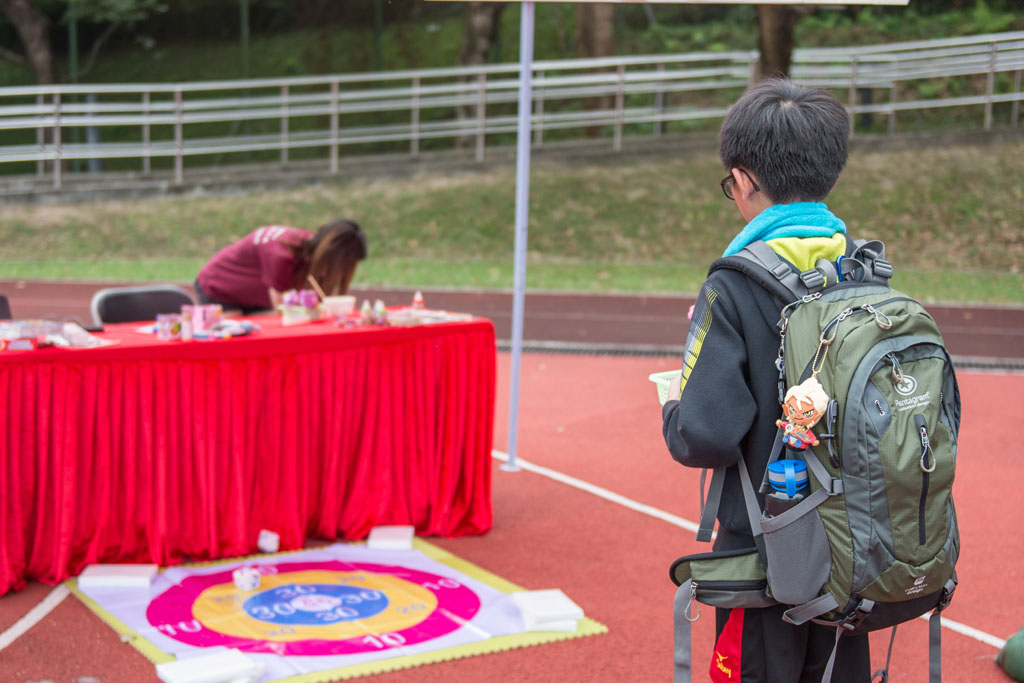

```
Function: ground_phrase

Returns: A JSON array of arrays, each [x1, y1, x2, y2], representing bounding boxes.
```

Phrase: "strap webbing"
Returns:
[[695, 456, 766, 560], [871, 626, 898, 682], [783, 593, 841, 626], [696, 468, 725, 543], [738, 241, 807, 300], [736, 455, 764, 539], [805, 450, 844, 495], [673, 580, 694, 683], [821, 626, 845, 683], [759, 485, 831, 533], [929, 609, 942, 683], [759, 426, 786, 494]]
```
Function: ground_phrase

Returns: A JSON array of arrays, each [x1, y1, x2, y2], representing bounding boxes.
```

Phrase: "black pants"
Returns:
[[711, 605, 871, 683]]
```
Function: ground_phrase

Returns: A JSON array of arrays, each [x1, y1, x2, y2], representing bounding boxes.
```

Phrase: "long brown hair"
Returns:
[[291, 219, 367, 295]]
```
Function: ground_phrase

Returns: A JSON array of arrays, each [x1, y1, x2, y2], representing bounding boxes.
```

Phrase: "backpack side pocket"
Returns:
[[761, 501, 832, 605]]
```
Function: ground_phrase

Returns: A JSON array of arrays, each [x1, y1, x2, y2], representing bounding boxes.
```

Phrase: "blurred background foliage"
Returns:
[[0, 0, 1021, 86]]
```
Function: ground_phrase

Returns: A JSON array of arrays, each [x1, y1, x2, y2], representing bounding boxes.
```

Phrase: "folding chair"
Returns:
[[90, 285, 195, 325]]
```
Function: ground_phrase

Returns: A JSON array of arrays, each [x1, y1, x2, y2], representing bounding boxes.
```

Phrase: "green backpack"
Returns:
[[671, 238, 960, 683]]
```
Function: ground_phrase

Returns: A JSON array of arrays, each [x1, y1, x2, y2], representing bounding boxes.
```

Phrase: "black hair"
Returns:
[[718, 78, 849, 203]]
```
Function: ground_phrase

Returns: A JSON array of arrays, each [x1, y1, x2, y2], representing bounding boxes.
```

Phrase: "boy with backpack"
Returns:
[[662, 79, 959, 682]]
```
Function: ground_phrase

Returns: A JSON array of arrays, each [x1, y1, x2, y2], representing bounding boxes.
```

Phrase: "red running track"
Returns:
[[0, 352, 1020, 683]]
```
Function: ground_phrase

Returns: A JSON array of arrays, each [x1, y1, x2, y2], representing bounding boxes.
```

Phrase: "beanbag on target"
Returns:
[[997, 626, 1024, 682]]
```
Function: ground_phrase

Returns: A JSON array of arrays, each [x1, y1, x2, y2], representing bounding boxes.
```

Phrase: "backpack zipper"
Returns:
[[914, 415, 936, 545], [819, 296, 912, 344]]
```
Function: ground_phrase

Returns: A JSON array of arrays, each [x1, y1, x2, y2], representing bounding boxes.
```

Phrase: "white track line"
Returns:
[[493, 450, 701, 534], [492, 450, 1007, 650], [927, 615, 1006, 649], [0, 584, 69, 652]]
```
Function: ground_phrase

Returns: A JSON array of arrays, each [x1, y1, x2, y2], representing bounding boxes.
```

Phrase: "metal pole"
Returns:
[[142, 92, 151, 175], [86, 93, 101, 173], [374, 0, 384, 72], [984, 43, 995, 131], [174, 89, 183, 184], [281, 84, 289, 165], [52, 92, 61, 189], [36, 94, 43, 176], [411, 76, 420, 156], [535, 70, 544, 146], [240, 0, 251, 162], [889, 80, 897, 135], [504, 1, 535, 473], [476, 73, 487, 162], [240, 0, 250, 79], [68, 0, 80, 174], [654, 63, 665, 136], [1013, 70, 1021, 128], [614, 64, 625, 152], [330, 80, 339, 173], [848, 56, 858, 138]]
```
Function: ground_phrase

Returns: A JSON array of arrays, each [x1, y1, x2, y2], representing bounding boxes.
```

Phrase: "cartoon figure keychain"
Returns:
[[776, 377, 829, 449], [776, 337, 831, 450]]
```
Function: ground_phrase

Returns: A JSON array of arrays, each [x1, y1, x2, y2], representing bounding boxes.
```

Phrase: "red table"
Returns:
[[0, 315, 496, 596]]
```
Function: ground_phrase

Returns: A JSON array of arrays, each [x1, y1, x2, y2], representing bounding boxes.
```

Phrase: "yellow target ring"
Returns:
[[191, 570, 437, 642]]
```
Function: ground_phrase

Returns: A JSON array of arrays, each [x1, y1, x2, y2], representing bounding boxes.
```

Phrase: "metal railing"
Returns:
[[0, 31, 1021, 188]]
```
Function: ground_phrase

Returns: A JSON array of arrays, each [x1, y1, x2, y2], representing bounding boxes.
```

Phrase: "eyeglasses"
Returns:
[[719, 169, 760, 200]]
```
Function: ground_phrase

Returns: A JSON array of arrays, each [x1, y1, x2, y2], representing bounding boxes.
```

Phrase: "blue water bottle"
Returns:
[[765, 459, 808, 517]]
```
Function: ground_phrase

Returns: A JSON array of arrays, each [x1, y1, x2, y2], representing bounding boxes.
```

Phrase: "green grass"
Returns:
[[1, 139, 1022, 304]]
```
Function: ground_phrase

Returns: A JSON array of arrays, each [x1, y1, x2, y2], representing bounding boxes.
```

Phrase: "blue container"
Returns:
[[767, 459, 809, 499]]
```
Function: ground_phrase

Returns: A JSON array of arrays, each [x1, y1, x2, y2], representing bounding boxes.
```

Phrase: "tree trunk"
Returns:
[[457, 2, 505, 148], [577, 3, 615, 137], [755, 5, 797, 80], [460, 2, 504, 68], [0, 0, 54, 84]]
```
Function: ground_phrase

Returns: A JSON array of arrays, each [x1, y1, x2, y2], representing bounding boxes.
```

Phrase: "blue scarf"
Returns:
[[722, 202, 846, 257]]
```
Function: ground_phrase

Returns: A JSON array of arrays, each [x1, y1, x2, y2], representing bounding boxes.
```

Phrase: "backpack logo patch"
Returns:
[[895, 373, 918, 396], [906, 576, 929, 596], [893, 373, 932, 412]]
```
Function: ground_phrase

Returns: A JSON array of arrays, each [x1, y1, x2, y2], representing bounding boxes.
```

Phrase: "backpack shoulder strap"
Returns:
[[710, 236, 895, 302], [708, 240, 809, 303]]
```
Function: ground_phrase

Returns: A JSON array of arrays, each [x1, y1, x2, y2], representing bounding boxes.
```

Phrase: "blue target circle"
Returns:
[[242, 583, 389, 626]]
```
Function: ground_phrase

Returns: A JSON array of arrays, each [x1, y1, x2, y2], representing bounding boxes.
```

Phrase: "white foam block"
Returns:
[[155, 649, 263, 683], [523, 618, 579, 633], [367, 525, 415, 550], [78, 564, 159, 589], [512, 589, 585, 628]]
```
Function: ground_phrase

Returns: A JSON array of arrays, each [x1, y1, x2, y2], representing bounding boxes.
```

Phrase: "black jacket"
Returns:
[[661, 266, 789, 550]]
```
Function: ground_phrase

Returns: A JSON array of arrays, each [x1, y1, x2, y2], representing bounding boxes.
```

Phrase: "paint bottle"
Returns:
[[180, 307, 194, 341]]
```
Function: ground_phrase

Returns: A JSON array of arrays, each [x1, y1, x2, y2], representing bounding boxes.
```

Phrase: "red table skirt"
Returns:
[[0, 317, 496, 595]]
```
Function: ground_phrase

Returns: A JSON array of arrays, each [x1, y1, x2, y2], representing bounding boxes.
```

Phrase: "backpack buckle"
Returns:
[[799, 269, 826, 292], [841, 600, 874, 631], [937, 579, 956, 611], [770, 262, 792, 280], [872, 258, 894, 279]]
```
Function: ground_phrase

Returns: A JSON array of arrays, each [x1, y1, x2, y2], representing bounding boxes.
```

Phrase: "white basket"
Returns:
[[649, 370, 681, 406]]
